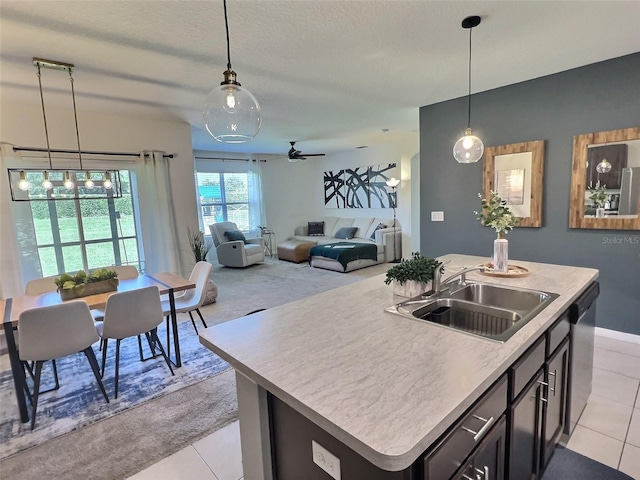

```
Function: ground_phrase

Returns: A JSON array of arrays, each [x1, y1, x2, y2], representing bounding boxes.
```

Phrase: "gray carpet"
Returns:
[[0, 259, 390, 479]]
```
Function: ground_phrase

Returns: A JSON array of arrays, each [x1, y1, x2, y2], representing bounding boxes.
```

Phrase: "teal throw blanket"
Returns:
[[308, 242, 378, 271]]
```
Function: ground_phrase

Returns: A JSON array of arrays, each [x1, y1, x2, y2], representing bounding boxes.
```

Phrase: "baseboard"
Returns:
[[595, 327, 640, 345]]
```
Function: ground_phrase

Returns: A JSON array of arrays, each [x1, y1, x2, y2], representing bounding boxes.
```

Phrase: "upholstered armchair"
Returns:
[[209, 222, 265, 268]]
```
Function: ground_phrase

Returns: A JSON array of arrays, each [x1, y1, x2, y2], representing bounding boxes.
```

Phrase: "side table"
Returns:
[[261, 230, 276, 258]]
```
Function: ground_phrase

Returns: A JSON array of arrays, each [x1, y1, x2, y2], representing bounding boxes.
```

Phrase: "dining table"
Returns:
[[1, 272, 195, 423]]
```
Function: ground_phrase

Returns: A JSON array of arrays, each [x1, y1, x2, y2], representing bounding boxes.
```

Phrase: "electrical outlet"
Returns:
[[312, 440, 341, 480], [431, 211, 445, 221]]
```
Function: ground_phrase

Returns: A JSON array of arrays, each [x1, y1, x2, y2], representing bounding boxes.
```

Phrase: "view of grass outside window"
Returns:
[[196, 172, 250, 232], [29, 170, 141, 276]]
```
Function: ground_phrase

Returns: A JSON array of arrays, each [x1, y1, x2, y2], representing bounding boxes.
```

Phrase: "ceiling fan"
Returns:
[[288, 141, 326, 162]]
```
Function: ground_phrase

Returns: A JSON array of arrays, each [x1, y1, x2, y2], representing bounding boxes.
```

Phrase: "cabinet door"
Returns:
[[542, 338, 569, 470], [453, 416, 506, 480], [509, 369, 544, 480]]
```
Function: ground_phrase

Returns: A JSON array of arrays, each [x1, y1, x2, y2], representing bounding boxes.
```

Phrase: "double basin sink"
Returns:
[[385, 282, 558, 343]]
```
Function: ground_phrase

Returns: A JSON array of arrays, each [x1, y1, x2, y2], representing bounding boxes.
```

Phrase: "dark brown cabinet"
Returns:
[[542, 337, 570, 470], [454, 416, 506, 480], [509, 369, 545, 480]]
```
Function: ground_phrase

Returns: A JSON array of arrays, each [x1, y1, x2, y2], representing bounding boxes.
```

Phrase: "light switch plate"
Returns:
[[312, 440, 341, 480], [431, 211, 445, 221]]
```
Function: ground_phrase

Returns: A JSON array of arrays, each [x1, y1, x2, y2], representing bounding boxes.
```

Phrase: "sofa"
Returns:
[[285, 216, 401, 270]]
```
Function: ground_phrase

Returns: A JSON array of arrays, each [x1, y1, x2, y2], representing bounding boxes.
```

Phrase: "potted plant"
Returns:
[[54, 268, 119, 300], [475, 191, 519, 273], [588, 183, 608, 218], [384, 252, 444, 297], [188, 228, 212, 262]]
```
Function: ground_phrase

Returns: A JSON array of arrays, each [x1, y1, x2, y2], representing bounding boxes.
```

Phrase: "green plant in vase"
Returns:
[[475, 191, 519, 272], [188, 228, 212, 262], [54, 268, 119, 299], [588, 183, 608, 217]]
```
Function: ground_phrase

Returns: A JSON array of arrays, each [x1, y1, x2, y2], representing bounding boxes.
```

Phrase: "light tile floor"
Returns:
[[128, 332, 640, 480]]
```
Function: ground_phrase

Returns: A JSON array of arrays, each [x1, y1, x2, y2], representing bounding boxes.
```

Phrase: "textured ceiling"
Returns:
[[1, 1, 639, 156]]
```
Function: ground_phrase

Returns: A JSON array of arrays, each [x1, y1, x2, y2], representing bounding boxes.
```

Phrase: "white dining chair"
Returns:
[[161, 261, 213, 336], [97, 286, 174, 399], [25, 275, 58, 295], [18, 301, 109, 430], [91, 265, 139, 322]]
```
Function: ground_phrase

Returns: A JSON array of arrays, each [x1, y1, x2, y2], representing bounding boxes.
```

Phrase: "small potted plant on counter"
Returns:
[[384, 252, 444, 297]]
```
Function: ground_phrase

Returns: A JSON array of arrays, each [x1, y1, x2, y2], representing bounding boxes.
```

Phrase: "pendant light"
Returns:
[[7, 58, 121, 201], [202, 0, 261, 143], [453, 16, 484, 164], [596, 158, 612, 174]]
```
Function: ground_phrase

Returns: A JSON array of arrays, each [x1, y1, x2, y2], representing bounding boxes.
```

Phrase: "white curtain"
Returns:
[[247, 159, 266, 230], [0, 144, 26, 298], [134, 151, 181, 275]]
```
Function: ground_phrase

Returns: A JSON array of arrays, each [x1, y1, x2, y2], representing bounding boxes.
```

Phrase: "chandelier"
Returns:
[[7, 58, 121, 201]]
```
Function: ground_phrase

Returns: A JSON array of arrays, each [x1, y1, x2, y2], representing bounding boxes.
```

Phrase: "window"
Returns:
[[196, 172, 251, 230], [28, 170, 142, 276]]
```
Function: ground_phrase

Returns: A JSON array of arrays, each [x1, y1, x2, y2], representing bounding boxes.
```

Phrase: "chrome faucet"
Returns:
[[432, 266, 486, 294]]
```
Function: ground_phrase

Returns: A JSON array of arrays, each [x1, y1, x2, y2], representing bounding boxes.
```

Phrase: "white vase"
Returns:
[[595, 207, 605, 218], [393, 280, 432, 298], [493, 236, 509, 273]]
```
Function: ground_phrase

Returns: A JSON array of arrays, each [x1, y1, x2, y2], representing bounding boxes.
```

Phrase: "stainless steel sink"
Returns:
[[386, 282, 558, 343], [448, 283, 550, 312]]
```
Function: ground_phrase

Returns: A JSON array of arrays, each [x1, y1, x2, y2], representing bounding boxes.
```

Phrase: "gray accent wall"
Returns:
[[419, 53, 640, 334]]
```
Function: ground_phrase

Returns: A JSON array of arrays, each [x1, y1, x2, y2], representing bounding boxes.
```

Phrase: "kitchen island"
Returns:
[[199, 254, 598, 479]]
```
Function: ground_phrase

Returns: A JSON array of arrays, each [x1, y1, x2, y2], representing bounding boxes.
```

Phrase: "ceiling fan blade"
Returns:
[[302, 153, 326, 157]]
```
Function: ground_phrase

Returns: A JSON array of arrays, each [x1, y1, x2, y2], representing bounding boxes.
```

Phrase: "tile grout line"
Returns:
[[192, 444, 221, 480], [617, 382, 640, 470], [593, 365, 640, 383]]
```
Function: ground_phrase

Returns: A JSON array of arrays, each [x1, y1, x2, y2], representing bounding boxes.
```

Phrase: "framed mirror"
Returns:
[[569, 127, 640, 230], [483, 140, 544, 228]]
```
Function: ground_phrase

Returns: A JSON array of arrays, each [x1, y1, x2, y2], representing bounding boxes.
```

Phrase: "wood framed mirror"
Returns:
[[483, 140, 544, 228], [569, 127, 640, 230]]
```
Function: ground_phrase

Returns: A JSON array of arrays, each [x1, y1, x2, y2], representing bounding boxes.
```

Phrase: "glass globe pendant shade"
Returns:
[[453, 128, 484, 163], [203, 75, 261, 144], [596, 158, 612, 174]]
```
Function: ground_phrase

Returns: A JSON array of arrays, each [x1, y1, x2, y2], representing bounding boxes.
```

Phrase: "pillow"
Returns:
[[334, 226, 358, 240], [308, 221, 325, 236], [369, 223, 388, 240], [224, 230, 247, 243]]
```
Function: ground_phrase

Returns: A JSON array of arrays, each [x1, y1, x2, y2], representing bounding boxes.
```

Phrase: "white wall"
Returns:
[[0, 100, 199, 278]]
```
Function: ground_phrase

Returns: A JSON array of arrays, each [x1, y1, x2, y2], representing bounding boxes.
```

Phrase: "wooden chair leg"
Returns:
[[83, 347, 110, 403], [195, 308, 208, 328]]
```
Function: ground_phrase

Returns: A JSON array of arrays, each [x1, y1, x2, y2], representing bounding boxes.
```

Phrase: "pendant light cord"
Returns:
[[223, 0, 232, 71], [467, 26, 473, 129], [36, 65, 54, 170], [68, 70, 84, 171]]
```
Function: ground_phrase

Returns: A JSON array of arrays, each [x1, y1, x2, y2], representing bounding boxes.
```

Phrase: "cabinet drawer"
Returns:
[[423, 375, 508, 480], [547, 312, 570, 358], [511, 337, 546, 399]]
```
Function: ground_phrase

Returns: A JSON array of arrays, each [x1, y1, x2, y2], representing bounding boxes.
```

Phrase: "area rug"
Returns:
[[0, 370, 238, 480], [0, 259, 390, 477], [0, 320, 230, 459]]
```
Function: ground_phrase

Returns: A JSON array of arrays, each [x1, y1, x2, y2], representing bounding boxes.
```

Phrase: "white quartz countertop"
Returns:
[[199, 254, 598, 471]]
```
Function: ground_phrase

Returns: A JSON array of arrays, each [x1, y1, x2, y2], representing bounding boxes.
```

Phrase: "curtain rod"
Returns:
[[12, 146, 174, 158], [195, 156, 266, 162]]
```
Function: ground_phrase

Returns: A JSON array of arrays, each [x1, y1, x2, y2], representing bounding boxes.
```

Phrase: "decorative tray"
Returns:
[[477, 262, 530, 278]]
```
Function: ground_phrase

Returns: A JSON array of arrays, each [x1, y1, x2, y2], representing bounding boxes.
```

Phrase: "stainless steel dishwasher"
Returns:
[[564, 281, 600, 438]]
